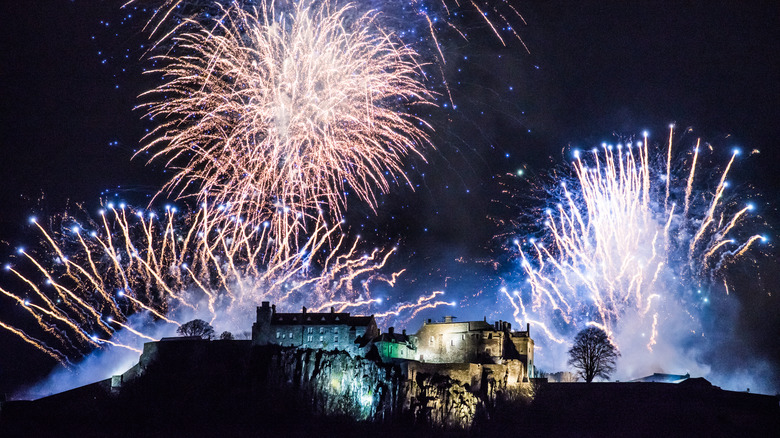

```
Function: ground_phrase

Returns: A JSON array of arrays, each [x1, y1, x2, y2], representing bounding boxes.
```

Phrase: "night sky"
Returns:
[[1, 0, 778, 396]]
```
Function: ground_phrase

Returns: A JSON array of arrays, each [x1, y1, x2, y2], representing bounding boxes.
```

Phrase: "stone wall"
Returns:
[[404, 360, 525, 392], [415, 321, 502, 363]]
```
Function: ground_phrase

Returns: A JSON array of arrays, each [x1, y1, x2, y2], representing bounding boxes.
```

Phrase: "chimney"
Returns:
[[527, 322, 530, 335], [272, 304, 276, 314], [494, 321, 499, 331], [444, 316, 453, 323], [261, 301, 270, 309], [331, 306, 335, 313], [402, 329, 406, 336], [427, 319, 432, 324], [302, 306, 307, 314], [388, 326, 394, 335]]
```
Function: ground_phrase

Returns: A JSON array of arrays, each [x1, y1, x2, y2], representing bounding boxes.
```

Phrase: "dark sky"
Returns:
[[0, 0, 778, 395]]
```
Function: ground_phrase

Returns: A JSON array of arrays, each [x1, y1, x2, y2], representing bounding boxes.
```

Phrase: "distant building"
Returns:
[[630, 373, 691, 384], [252, 301, 379, 357], [413, 316, 535, 380]]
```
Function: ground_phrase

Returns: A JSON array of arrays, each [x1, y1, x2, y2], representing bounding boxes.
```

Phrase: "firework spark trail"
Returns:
[[0, 204, 448, 361], [504, 127, 764, 371], [500, 286, 564, 343], [689, 149, 739, 257], [373, 290, 454, 320], [665, 126, 674, 210], [0, 320, 65, 363], [683, 138, 700, 218], [136, 1, 434, 246], [124, 0, 529, 48]]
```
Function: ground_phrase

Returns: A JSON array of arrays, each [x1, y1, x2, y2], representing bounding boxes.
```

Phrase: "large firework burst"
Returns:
[[502, 127, 765, 374], [138, 1, 434, 237]]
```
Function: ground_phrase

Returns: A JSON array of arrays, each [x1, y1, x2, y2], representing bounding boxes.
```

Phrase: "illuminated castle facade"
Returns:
[[252, 301, 379, 357], [412, 317, 535, 380], [252, 302, 535, 381]]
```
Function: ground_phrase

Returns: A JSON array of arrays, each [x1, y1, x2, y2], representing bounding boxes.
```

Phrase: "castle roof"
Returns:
[[270, 311, 374, 328], [467, 321, 495, 331], [630, 373, 690, 383]]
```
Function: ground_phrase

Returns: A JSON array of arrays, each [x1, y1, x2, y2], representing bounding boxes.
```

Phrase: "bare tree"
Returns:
[[177, 319, 215, 339], [567, 327, 620, 383]]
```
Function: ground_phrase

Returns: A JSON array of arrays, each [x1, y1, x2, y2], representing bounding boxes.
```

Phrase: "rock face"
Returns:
[[405, 372, 481, 429], [263, 347, 401, 422], [254, 345, 532, 429]]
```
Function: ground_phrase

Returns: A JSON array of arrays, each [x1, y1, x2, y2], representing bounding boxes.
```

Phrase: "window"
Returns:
[[429, 336, 434, 346], [333, 327, 339, 333], [450, 339, 454, 346], [276, 331, 280, 339], [319, 335, 324, 342], [282, 333, 286, 339], [289, 332, 293, 339], [334, 336, 339, 343], [307, 327, 313, 334], [307, 335, 313, 342], [319, 327, 325, 334], [461, 334, 465, 340]]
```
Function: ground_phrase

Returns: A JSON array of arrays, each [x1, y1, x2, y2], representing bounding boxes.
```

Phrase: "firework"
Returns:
[[137, 1, 433, 242], [0, 204, 448, 363], [125, 0, 529, 49], [125, 0, 528, 114], [503, 127, 764, 370]]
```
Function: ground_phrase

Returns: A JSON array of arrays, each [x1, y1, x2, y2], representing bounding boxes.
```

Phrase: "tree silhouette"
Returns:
[[567, 327, 620, 383], [176, 319, 215, 339]]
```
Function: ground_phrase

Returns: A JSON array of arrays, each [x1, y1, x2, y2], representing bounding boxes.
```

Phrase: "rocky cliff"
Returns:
[[252, 345, 532, 429]]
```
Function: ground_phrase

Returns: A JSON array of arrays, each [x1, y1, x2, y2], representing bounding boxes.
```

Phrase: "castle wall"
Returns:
[[414, 321, 505, 364], [261, 324, 365, 356], [377, 340, 415, 361], [403, 359, 526, 393], [509, 332, 534, 378], [252, 303, 378, 357]]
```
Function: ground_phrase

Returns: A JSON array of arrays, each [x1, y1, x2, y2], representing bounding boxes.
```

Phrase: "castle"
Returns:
[[251, 302, 379, 357], [252, 302, 536, 381]]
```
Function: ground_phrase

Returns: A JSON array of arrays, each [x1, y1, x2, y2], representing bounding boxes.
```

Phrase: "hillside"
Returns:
[[1, 339, 777, 437]]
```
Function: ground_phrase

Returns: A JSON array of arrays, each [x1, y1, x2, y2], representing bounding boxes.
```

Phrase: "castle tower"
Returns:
[[252, 301, 275, 345]]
